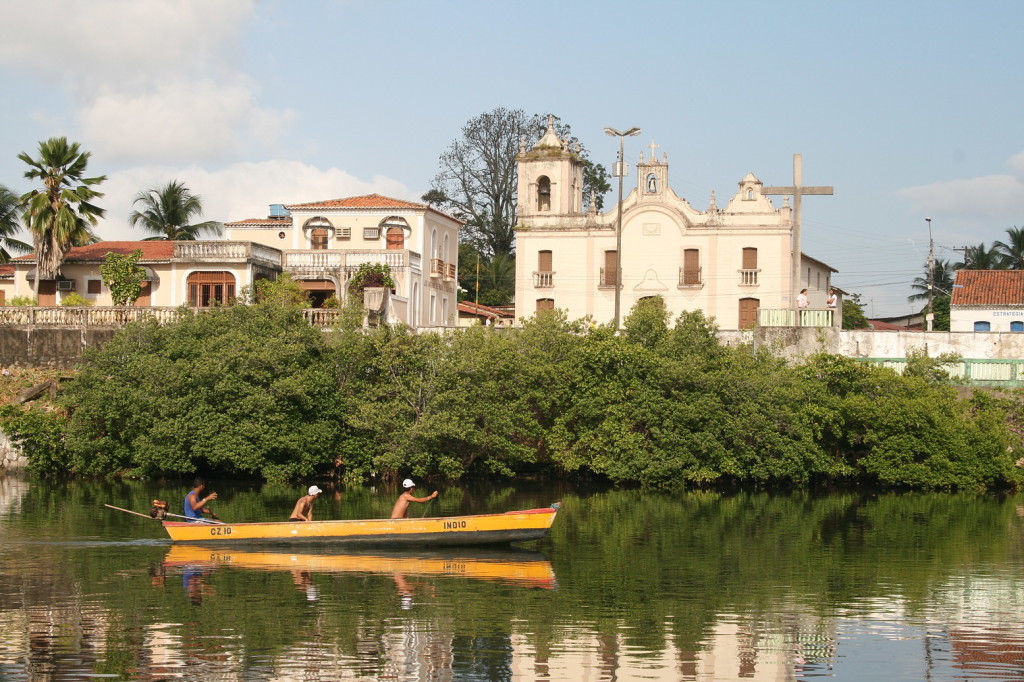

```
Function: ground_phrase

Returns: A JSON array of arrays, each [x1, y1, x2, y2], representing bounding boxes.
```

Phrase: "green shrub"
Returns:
[[60, 292, 92, 307]]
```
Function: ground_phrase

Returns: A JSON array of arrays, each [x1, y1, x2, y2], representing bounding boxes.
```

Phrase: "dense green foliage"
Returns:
[[99, 249, 146, 305], [841, 295, 869, 329], [3, 294, 1022, 490]]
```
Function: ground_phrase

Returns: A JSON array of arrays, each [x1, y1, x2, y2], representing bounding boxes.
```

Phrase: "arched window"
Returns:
[[538, 176, 551, 211], [411, 282, 420, 328], [187, 271, 236, 307], [536, 298, 555, 311], [974, 321, 991, 332], [746, 188, 754, 200], [1012, 321, 1024, 332], [443, 233, 450, 262], [380, 216, 409, 250], [646, 173, 658, 193], [431, 228, 438, 259], [303, 217, 333, 249]]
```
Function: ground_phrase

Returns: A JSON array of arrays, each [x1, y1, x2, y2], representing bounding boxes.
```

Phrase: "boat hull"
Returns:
[[162, 507, 558, 546]]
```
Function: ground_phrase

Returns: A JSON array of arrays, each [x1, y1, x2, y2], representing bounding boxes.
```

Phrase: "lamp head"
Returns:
[[625, 127, 642, 136], [604, 127, 620, 137]]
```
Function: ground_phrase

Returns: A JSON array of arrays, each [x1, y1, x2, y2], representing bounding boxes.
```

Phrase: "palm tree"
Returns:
[[128, 180, 222, 240], [18, 137, 106, 296], [908, 258, 955, 302], [994, 226, 1024, 269], [957, 242, 1005, 270], [0, 185, 31, 263]]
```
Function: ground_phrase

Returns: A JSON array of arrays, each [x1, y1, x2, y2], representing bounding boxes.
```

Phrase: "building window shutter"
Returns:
[[538, 250, 552, 271], [683, 249, 700, 284], [742, 247, 757, 270]]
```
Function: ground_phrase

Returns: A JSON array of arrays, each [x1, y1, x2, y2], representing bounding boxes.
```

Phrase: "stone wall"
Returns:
[[0, 326, 119, 368], [0, 430, 26, 473], [718, 327, 1024, 361]]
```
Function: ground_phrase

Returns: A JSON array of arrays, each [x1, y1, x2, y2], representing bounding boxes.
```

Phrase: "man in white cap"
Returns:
[[390, 479, 438, 519], [289, 485, 323, 522]]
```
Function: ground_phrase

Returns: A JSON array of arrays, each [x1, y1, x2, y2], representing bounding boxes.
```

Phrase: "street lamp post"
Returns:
[[926, 217, 934, 332], [604, 125, 641, 331]]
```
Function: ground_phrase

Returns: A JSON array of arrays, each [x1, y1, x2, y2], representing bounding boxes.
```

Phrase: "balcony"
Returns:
[[739, 268, 760, 286], [533, 271, 554, 288], [598, 267, 619, 290], [282, 249, 418, 276], [173, 241, 283, 267], [444, 262, 457, 281], [758, 308, 835, 328], [430, 258, 444, 278], [678, 266, 703, 288]]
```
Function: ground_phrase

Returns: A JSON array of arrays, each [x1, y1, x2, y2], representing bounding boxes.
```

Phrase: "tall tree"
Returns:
[[128, 180, 222, 240], [425, 108, 608, 258], [908, 258, 955, 302], [0, 185, 31, 263], [993, 226, 1024, 269], [957, 241, 1005, 270], [18, 137, 105, 294]]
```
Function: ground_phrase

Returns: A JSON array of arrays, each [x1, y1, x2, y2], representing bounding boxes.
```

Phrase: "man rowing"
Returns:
[[390, 479, 438, 519], [289, 485, 323, 522], [184, 477, 218, 522]]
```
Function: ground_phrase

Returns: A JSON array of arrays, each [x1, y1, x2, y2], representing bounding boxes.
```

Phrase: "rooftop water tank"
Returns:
[[268, 204, 290, 218]]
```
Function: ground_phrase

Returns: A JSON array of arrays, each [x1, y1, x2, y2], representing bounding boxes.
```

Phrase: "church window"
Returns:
[[974, 321, 991, 332], [646, 173, 658, 193], [187, 271, 236, 307], [741, 248, 758, 285], [745, 188, 754, 200], [602, 250, 618, 287], [538, 250, 552, 272], [683, 249, 701, 285], [538, 176, 551, 211], [536, 298, 555, 311]]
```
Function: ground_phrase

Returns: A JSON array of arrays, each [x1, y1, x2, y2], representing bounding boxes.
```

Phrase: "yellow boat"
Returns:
[[162, 505, 559, 547], [163, 545, 557, 588]]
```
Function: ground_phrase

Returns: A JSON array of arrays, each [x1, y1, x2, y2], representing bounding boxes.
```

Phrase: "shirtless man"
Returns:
[[390, 479, 438, 519], [289, 485, 322, 521]]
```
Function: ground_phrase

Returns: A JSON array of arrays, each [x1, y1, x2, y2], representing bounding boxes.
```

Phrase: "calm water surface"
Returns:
[[2, 475, 1024, 681]]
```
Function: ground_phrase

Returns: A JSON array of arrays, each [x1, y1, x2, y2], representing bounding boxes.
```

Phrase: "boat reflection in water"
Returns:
[[162, 544, 557, 590]]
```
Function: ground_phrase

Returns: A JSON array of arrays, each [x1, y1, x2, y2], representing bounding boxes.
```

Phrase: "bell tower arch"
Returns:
[[516, 115, 585, 224]]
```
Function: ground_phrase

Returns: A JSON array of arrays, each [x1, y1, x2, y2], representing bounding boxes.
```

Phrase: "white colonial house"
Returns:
[[514, 120, 838, 330], [0, 194, 462, 332], [951, 270, 1024, 332], [225, 194, 462, 329]]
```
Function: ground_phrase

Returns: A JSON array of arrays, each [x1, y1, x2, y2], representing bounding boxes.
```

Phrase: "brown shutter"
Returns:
[[683, 249, 699, 284], [538, 250, 552, 271], [604, 250, 617, 283], [742, 247, 757, 270]]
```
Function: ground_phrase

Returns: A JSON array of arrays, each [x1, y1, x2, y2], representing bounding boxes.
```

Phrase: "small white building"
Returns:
[[514, 120, 837, 329], [951, 270, 1024, 332]]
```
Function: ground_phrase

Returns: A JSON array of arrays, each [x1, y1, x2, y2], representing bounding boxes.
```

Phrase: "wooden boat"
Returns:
[[161, 505, 560, 546], [162, 545, 557, 588]]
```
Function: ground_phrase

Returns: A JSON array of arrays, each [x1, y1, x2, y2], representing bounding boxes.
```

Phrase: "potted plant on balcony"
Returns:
[[347, 263, 395, 322]]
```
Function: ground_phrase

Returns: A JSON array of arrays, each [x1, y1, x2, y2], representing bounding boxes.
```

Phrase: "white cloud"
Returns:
[[897, 151, 1024, 226], [81, 79, 295, 163], [0, 0, 290, 166], [96, 160, 413, 241]]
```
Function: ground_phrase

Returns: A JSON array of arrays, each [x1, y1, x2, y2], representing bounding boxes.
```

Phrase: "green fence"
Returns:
[[859, 357, 1024, 387]]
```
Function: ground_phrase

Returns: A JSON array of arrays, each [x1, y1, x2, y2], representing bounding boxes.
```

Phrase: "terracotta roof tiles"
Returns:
[[283, 193, 463, 224], [951, 270, 1024, 306], [14, 241, 175, 263], [224, 217, 292, 227]]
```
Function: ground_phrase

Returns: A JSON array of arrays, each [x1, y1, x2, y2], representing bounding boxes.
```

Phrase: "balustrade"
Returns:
[[533, 271, 554, 288], [598, 267, 619, 289], [678, 266, 703, 287], [430, 258, 444, 278], [739, 269, 759, 286]]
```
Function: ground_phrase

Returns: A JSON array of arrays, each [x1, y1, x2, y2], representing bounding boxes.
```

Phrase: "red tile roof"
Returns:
[[286, 193, 427, 210], [224, 217, 293, 227], [868, 320, 907, 331], [951, 270, 1024, 306], [14, 241, 175, 263], [284, 193, 463, 224], [458, 301, 512, 319], [0, 265, 13, 278]]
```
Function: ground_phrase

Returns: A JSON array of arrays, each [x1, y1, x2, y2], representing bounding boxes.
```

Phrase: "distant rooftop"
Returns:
[[952, 270, 1024, 306]]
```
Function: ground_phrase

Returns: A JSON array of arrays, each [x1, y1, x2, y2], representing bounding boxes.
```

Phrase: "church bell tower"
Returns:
[[516, 115, 585, 226]]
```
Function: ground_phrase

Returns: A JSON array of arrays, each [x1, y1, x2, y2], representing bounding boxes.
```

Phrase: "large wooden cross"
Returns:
[[761, 154, 834, 310]]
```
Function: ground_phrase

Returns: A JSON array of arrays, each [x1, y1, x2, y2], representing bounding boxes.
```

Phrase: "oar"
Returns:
[[103, 503, 222, 524]]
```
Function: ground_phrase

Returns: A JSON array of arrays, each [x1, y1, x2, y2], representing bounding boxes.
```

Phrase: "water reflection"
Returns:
[[4, 479, 1024, 680]]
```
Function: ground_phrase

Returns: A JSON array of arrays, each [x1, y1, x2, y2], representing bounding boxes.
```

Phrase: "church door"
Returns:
[[738, 297, 759, 329]]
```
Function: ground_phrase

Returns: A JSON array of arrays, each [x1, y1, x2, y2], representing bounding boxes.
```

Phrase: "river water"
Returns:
[[2, 476, 1024, 681]]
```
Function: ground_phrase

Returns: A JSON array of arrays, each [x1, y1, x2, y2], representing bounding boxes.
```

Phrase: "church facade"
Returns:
[[514, 121, 836, 330]]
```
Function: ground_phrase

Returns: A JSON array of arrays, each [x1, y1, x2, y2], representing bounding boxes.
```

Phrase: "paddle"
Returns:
[[104, 503, 223, 524]]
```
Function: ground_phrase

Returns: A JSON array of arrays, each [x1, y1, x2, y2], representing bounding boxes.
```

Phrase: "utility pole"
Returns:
[[926, 217, 934, 332], [604, 126, 641, 331]]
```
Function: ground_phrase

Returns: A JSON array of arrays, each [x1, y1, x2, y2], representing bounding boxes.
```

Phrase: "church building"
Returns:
[[514, 119, 837, 330]]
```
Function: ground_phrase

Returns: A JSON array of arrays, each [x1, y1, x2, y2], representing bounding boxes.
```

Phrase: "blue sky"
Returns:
[[1, 0, 1021, 316]]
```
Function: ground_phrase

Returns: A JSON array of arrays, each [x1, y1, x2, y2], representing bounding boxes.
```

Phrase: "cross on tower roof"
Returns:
[[647, 139, 660, 158]]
